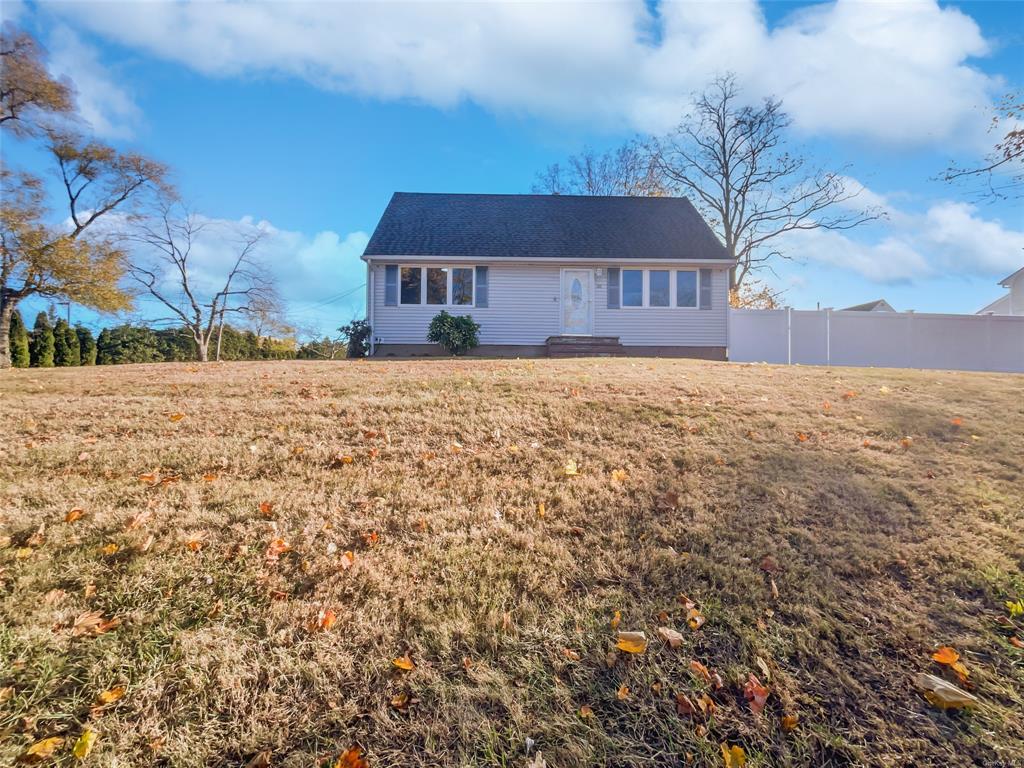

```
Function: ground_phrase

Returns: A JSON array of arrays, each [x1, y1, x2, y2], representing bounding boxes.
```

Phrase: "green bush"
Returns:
[[341, 319, 372, 358], [75, 325, 97, 365], [53, 318, 80, 366], [29, 312, 55, 367], [426, 311, 480, 356], [8, 309, 30, 368]]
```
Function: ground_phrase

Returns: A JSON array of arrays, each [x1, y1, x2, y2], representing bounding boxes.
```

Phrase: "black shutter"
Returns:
[[475, 266, 489, 307], [699, 268, 712, 310], [607, 267, 620, 309], [384, 265, 398, 306]]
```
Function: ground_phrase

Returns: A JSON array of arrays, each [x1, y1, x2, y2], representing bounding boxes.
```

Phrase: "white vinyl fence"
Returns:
[[729, 309, 1024, 373]]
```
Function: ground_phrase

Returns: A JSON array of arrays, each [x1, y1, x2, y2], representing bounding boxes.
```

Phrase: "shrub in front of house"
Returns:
[[427, 311, 480, 356]]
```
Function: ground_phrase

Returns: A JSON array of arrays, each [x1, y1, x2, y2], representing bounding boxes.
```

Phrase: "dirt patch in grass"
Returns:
[[1, 359, 1022, 767]]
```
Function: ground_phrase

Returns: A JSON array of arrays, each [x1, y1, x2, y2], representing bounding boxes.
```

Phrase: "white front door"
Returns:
[[561, 269, 593, 335]]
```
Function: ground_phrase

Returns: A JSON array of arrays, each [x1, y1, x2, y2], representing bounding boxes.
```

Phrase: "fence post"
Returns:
[[786, 307, 792, 365]]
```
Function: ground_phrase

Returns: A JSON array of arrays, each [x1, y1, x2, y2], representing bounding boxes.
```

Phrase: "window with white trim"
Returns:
[[397, 266, 475, 306], [619, 268, 701, 308]]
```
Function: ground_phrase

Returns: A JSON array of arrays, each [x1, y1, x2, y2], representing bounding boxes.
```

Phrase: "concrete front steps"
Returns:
[[546, 335, 625, 357]]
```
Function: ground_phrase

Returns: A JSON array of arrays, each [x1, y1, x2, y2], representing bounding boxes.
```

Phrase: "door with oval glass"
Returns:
[[561, 269, 593, 335]]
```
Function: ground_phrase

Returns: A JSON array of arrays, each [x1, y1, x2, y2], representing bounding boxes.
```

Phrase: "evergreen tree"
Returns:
[[8, 309, 30, 368], [29, 312, 55, 367], [96, 324, 161, 365], [75, 325, 97, 365], [53, 318, 80, 366]]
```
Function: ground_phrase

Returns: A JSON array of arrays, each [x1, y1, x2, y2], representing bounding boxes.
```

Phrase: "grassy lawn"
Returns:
[[1, 358, 1022, 767]]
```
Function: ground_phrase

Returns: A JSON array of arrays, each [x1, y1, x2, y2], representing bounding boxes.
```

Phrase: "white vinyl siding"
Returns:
[[370, 262, 729, 347]]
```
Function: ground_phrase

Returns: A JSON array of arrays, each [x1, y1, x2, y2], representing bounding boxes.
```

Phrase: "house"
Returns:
[[976, 267, 1024, 315], [840, 299, 896, 312], [361, 193, 735, 358]]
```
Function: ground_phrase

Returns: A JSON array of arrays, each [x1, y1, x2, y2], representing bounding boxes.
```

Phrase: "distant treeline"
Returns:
[[6, 309, 298, 367]]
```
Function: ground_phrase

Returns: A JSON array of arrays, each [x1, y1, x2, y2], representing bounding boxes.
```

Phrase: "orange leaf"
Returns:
[[202, 473, 218, 483], [169, 413, 185, 422], [658, 626, 685, 649], [259, 501, 275, 517], [686, 607, 705, 631], [1008, 637, 1023, 649], [361, 531, 379, 547], [781, 714, 799, 732], [610, 468, 627, 483], [393, 653, 415, 671], [610, 610, 621, 630], [900, 436, 913, 449], [95, 685, 126, 706], [796, 432, 809, 442], [265, 537, 291, 563], [616, 684, 630, 700], [333, 746, 369, 768], [138, 472, 158, 484], [339, 550, 355, 570], [950, 417, 963, 427], [21, 736, 65, 762], [579, 704, 594, 718], [931, 646, 960, 666], [101, 542, 119, 556], [65, 508, 84, 523], [689, 659, 713, 685], [311, 608, 337, 632]]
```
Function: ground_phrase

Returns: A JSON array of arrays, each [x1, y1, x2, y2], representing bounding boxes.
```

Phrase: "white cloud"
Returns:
[[47, 26, 142, 139], [49, 0, 998, 147], [781, 194, 1024, 283]]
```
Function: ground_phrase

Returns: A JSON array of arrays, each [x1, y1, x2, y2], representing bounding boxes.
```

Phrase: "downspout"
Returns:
[[367, 260, 375, 356]]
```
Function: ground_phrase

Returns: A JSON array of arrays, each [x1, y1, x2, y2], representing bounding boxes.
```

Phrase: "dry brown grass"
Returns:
[[1, 358, 1022, 767]]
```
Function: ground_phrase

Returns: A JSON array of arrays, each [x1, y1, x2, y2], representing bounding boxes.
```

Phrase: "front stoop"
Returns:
[[546, 335, 625, 358]]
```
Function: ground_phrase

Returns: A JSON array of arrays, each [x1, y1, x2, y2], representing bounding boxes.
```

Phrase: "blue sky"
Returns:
[[5, 0, 1023, 335]]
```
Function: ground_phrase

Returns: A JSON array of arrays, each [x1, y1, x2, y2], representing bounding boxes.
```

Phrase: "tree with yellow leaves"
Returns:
[[0, 22, 168, 369]]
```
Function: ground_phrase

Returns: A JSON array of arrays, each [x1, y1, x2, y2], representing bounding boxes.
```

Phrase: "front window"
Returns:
[[676, 270, 697, 307], [400, 267, 422, 304], [452, 268, 473, 305], [650, 270, 670, 307], [622, 269, 643, 307], [426, 267, 448, 304]]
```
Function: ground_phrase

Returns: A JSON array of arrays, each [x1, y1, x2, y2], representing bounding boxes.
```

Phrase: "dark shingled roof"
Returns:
[[363, 192, 730, 261]]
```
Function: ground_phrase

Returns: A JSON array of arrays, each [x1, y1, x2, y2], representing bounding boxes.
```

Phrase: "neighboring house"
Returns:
[[976, 267, 1024, 315], [840, 299, 896, 312], [361, 193, 735, 358]]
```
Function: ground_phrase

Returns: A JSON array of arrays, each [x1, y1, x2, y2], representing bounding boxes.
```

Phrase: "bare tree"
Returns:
[[655, 74, 880, 290], [942, 92, 1023, 201], [533, 138, 665, 196], [129, 202, 279, 362]]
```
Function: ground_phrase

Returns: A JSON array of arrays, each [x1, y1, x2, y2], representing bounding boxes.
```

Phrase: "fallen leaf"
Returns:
[[658, 626, 685, 649], [675, 693, 696, 718], [101, 542, 119, 556], [610, 468, 627, 483], [244, 752, 271, 768], [932, 646, 970, 683], [138, 472, 158, 484], [169, 413, 185, 422], [950, 417, 963, 427], [563, 459, 579, 476], [689, 659, 713, 685], [537, 502, 546, 518], [265, 538, 291, 563], [333, 746, 369, 768], [781, 714, 799, 731], [310, 608, 337, 632], [841, 390, 857, 400], [579, 705, 594, 718], [686, 608, 705, 631], [20, 736, 65, 763], [796, 432, 809, 442], [361, 531, 379, 547], [339, 550, 355, 570], [900, 436, 913, 449], [71, 611, 120, 637], [610, 610, 621, 630], [1009, 637, 1024, 649], [184, 533, 206, 552], [616, 684, 630, 700], [915, 672, 978, 710], [202, 473, 218, 482], [95, 686, 126, 707], [743, 673, 770, 716], [329, 453, 354, 468], [1006, 599, 1024, 618], [65, 508, 84, 524], [259, 501, 275, 517], [615, 631, 648, 654], [721, 743, 746, 767], [72, 729, 97, 760], [393, 653, 415, 671]]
